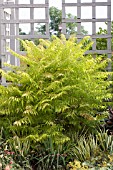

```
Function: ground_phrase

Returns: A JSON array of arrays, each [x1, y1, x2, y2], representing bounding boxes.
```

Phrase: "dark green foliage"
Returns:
[[30, 137, 69, 170], [19, 28, 27, 51], [97, 21, 113, 51], [49, 7, 62, 32]]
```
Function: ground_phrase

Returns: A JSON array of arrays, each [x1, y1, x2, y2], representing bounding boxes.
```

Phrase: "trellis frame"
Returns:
[[0, 0, 49, 85], [62, 0, 111, 57], [0, 0, 112, 85], [0, 0, 49, 57]]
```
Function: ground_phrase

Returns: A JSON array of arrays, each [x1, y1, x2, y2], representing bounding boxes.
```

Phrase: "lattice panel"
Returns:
[[0, 0, 112, 85], [62, 0, 111, 59], [0, 0, 49, 85]]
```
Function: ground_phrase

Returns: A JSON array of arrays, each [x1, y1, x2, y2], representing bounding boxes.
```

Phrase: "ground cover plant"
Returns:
[[68, 132, 113, 170], [0, 130, 32, 169], [0, 35, 112, 169]]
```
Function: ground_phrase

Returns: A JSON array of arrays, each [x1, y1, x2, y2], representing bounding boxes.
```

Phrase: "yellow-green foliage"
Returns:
[[68, 132, 113, 170], [0, 35, 112, 143], [68, 156, 113, 170]]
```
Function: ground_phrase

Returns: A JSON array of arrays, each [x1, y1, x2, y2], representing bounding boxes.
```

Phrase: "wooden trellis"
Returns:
[[0, 0, 49, 85], [0, 0, 112, 85], [62, 0, 111, 56]]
